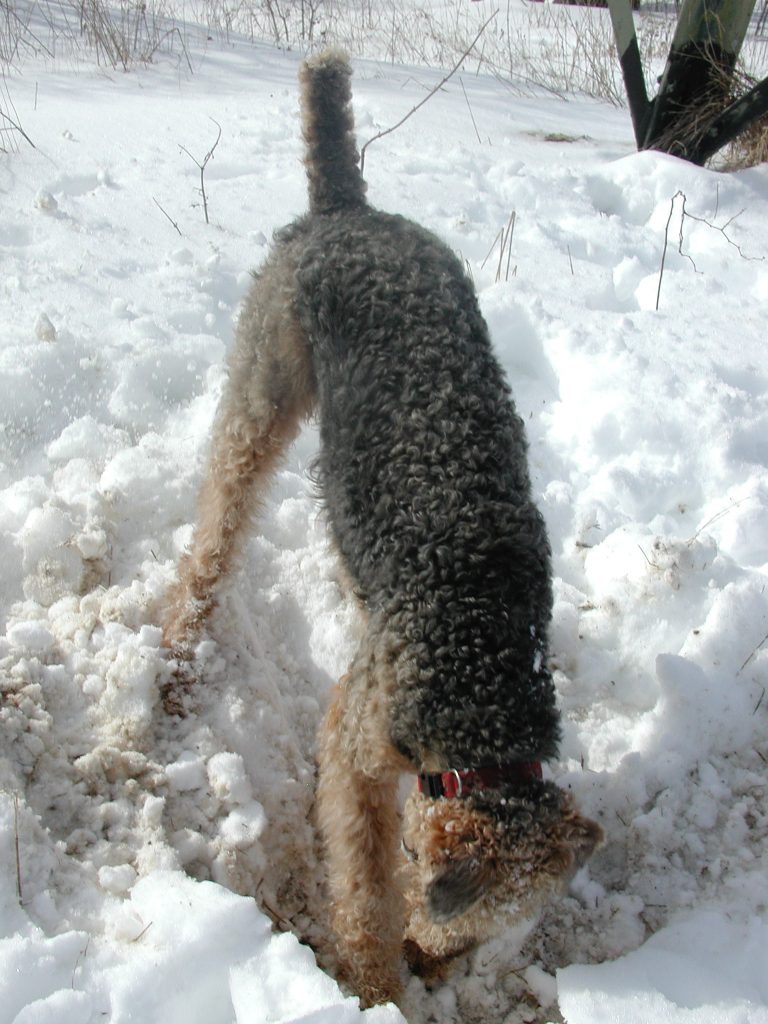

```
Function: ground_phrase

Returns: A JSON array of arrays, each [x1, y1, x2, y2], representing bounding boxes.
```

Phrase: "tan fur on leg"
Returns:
[[162, 245, 315, 656], [162, 408, 299, 651], [316, 627, 410, 1006]]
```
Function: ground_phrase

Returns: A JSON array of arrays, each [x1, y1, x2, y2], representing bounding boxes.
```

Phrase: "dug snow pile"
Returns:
[[1, 33, 767, 1024]]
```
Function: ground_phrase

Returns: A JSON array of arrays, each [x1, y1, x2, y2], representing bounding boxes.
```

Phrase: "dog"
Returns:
[[162, 49, 602, 1008]]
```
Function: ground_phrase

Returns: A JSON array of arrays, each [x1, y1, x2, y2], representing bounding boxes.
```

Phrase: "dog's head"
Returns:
[[402, 780, 601, 935]]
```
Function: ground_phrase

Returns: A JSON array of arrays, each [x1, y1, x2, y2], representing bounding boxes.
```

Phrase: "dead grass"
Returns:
[[721, 70, 768, 170], [650, 59, 768, 169]]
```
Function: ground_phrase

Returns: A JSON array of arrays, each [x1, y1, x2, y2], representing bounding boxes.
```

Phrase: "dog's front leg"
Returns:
[[317, 672, 404, 1007]]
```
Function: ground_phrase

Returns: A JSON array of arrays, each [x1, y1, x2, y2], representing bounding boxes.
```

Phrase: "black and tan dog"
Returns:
[[163, 49, 601, 1007]]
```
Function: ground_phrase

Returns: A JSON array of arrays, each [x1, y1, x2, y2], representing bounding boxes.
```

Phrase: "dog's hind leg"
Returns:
[[162, 256, 315, 654], [162, 400, 291, 652], [316, 628, 408, 1006]]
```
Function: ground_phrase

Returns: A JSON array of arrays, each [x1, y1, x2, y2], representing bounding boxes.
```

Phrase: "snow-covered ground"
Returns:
[[1, 19, 767, 1024]]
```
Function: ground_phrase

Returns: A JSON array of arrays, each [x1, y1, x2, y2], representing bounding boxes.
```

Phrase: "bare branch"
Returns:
[[360, 10, 498, 174], [180, 118, 222, 225], [656, 191, 679, 312], [72, 938, 90, 988], [0, 108, 36, 150], [683, 206, 764, 262], [13, 795, 22, 904], [459, 76, 482, 145], [675, 192, 700, 275], [481, 227, 504, 270], [498, 209, 516, 283], [739, 635, 768, 676], [656, 190, 762, 310], [153, 197, 183, 236]]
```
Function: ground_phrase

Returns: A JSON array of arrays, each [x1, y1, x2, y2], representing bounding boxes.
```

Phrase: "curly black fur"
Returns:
[[299, 49, 367, 214], [163, 51, 593, 1005], [287, 63, 560, 771]]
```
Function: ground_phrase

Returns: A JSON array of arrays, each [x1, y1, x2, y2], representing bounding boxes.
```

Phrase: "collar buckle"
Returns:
[[416, 761, 542, 799]]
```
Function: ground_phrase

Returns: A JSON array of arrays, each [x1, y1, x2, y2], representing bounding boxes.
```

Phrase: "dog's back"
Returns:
[[296, 53, 559, 768]]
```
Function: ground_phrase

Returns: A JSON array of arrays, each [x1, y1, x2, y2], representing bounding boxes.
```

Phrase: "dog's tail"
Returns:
[[299, 49, 367, 215]]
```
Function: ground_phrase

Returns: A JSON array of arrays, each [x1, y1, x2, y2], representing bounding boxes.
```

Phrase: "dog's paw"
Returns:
[[403, 936, 474, 985]]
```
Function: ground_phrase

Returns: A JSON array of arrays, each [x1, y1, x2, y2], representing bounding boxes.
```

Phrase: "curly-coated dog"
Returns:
[[162, 49, 602, 1008]]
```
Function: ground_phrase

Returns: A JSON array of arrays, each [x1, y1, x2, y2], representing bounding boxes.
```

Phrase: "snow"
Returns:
[[1, 14, 767, 1024], [558, 909, 768, 1024]]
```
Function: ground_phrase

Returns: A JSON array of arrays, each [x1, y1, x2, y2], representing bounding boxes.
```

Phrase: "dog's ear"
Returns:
[[569, 814, 603, 868], [546, 812, 603, 878], [426, 856, 496, 923]]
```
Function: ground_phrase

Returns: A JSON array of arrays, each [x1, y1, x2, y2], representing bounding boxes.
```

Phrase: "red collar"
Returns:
[[417, 761, 542, 799]]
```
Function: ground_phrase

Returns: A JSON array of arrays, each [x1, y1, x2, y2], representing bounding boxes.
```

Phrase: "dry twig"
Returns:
[[180, 118, 222, 225], [657, 189, 763, 310], [739, 635, 768, 676], [153, 197, 183, 236], [360, 10, 497, 174], [72, 938, 90, 988], [497, 210, 516, 282], [0, 107, 35, 151], [13, 794, 22, 903], [459, 76, 482, 145]]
